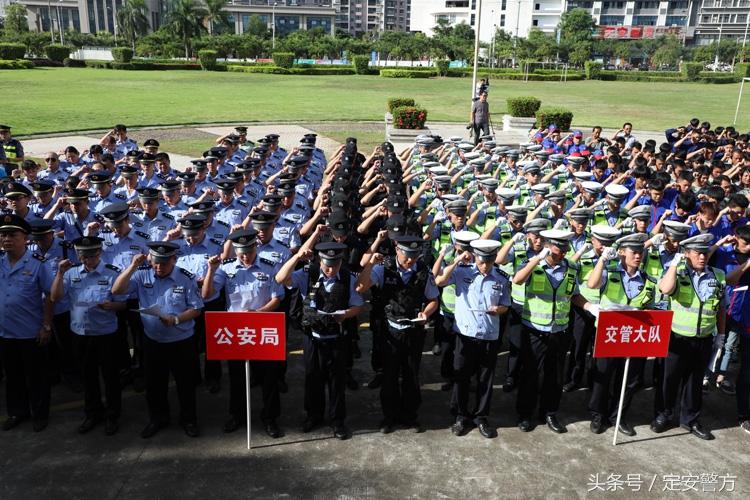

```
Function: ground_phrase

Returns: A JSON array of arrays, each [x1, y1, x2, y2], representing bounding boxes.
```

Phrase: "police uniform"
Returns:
[[123, 242, 204, 438], [57, 237, 126, 434], [158, 180, 189, 219], [0, 215, 54, 431], [52, 189, 99, 244], [0, 125, 24, 163], [291, 242, 363, 440], [89, 174, 126, 213]]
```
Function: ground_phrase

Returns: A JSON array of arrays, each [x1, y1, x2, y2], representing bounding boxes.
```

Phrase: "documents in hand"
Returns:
[[133, 304, 166, 319]]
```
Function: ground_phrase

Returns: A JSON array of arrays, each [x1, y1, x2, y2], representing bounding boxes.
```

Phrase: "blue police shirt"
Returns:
[[446, 264, 511, 340], [213, 257, 284, 311], [63, 261, 126, 335], [0, 249, 54, 339], [176, 236, 223, 301], [132, 211, 176, 242], [28, 237, 71, 315]]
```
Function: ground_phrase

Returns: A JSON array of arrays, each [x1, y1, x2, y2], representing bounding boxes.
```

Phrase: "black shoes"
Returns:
[[518, 419, 533, 432], [301, 418, 322, 433], [379, 420, 396, 434], [681, 421, 714, 440], [182, 422, 200, 438], [78, 416, 103, 434], [140, 421, 167, 439], [590, 417, 606, 434], [617, 420, 636, 437], [650, 415, 671, 433], [545, 415, 567, 434], [366, 374, 382, 389], [477, 422, 497, 439], [3, 415, 27, 431], [32, 418, 48, 432], [403, 420, 424, 434], [223, 415, 242, 433], [451, 419, 471, 436], [333, 423, 351, 440], [104, 418, 119, 436], [432, 343, 441, 356], [562, 381, 579, 393], [207, 379, 221, 394], [502, 378, 516, 393], [265, 420, 281, 439]]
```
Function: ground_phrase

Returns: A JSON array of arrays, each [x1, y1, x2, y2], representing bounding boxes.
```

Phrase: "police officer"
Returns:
[[2, 182, 36, 223], [357, 235, 439, 433], [435, 239, 511, 438], [203, 229, 286, 437], [512, 229, 596, 433], [276, 241, 364, 440], [89, 173, 125, 213], [132, 187, 176, 242], [586, 233, 656, 435], [45, 188, 98, 245], [112, 242, 204, 438], [0, 124, 24, 164], [651, 233, 724, 440], [0, 214, 54, 432], [50, 236, 126, 435]]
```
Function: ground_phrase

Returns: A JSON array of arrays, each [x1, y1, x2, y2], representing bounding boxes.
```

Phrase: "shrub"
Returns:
[[536, 107, 574, 131], [392, 106, 428, 129], [63, 58, 86, 67], [681, 62, 703, 81], [111, 47, 134, 63], [435, 59, 450, 76], [380, 69, 436, 78], [197, 49, 218, 70], [111, 62, 136, 70], [0, 42, 26, 60], [226, 65, 353, 75], [698, 74, 740, 84], [352, 54, 370, 74], [272, 52, 294, 69], [584, 61, 602, 80], [387, 97, 416, 114], [0, 59, 35, 70], [44, 44, 72, 63], [84, 60, 112, 69], [506, 96, 541, 117], [736, 62, 750, 78]]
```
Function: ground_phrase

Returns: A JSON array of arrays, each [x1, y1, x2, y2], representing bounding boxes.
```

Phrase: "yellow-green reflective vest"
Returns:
[[521, 260, 578, 329], [509, 242, 528, 305], [599, 272, 656, 309], [669, 267, 725, 338], [577, 256, 617, 305], [432, 220, 453, 256], [440, 252, 457, 315]]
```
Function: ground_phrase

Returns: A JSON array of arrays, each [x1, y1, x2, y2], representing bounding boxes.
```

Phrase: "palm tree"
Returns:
[[203, 0, 231, 36], [117, 0, 150, 51], [165, 0, 207, 58]]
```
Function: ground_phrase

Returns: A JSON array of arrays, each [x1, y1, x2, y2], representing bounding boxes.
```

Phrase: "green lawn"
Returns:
[[3, 67, 750, 135]]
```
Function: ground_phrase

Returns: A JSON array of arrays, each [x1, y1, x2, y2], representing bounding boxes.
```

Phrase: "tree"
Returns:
[[245, 14, 268, 38], [650, 35, 682, 68], [557, 8, 596, 46], [117, 0, 150, 51], [165, 0, 207, 58], [3, 4, 29, 37], [569, 41, 592, 67], [203, 0, 231, 36]]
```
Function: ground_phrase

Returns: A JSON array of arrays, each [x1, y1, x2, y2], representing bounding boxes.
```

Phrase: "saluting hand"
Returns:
[[207, 254, 221, 271], [58, 259, 74, 274], [370, 252, 385, 265], [130, 253, 147, 268]]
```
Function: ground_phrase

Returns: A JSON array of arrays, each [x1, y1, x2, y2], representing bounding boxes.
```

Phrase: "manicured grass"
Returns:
[[3, 67, 750, 135]]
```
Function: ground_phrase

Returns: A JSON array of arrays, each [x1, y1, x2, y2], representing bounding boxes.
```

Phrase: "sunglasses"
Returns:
[[45, 158, 58, 162]]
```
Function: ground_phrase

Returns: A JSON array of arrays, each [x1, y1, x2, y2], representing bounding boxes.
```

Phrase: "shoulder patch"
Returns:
[[114, 193, 126, 200], [237, 199, 249, 207], [162, 213, 175, 220], [105, 263, 122, 273], [217, 220, 230, 228], [210, 238, 223, 247], [32, 253, 47, 262], [222, 257, 237, 264], [135, 231, 150, 240], [179, 268, 196, 279], [137, 264, 151, 270]]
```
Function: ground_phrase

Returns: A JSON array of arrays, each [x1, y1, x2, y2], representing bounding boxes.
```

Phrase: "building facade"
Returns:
[[333, 0, 410, 35]]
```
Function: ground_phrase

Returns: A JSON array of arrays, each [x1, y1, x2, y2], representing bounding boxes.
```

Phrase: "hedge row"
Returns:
[[227, 64, 354, 75], [83, 60, 202, 70], [0, 43, 26, 60], [380, 69, 436, 78], [0, 59, 35, 70]]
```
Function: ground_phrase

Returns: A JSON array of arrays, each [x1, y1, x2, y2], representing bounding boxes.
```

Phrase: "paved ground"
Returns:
[[1, 321, 747, 499]]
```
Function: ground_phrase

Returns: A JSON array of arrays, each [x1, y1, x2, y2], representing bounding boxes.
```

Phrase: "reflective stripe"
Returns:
[[669, 267, 724, 338]]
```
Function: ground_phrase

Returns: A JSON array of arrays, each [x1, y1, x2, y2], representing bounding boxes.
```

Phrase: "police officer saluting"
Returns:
[[50, 237, 127, 435], [276, 241, 364, 440], [202, 229, 285, 438], [112, 242, 204, 439], [435, 239, 511, 438], [651, 233, 725, 440], [357, 235, 439, 434]]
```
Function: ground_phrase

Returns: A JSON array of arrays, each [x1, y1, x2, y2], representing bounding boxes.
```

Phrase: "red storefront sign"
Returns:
[[593, 310, 673, 358], [205, 311, 286, 361]]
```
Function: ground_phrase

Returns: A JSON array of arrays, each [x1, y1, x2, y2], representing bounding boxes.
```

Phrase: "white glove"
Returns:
[[669, 252, 684, 268], [440, 243, 452, 255], [539, 200, 550, 210], [434, 212, 447, 223], [602, 246, 618, 262], [537, 248, 551, 260], [585, 303, 600, 319], [428, 198, 441, 210], [553, 218, 568, 230], [496, 216, 508, 225], [555, 165, 568, 174], [622, 217, 634, 228], [478, 201, 490, 210], [462, 165, 472, 173], [650, 233, 665, 246], [512, 232, 526, 244], [579, 243, 592, 254], [592, 198, 608, 208]]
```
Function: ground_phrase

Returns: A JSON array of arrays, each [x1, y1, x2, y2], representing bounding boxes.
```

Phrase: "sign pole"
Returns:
[[612, 357, 631, 446], [245, 360, 251, 450]]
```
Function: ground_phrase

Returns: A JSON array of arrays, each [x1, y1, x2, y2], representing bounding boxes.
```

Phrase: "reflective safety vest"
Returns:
[[432, 220, 453, 256], [2, 140, 21, 160], [518, 187, 530, 207], [577, 255, 616, 305], [642, 248, 671, 310], [509, 242, 528, 305], [439, 252, 457, 315], [593, 207, 626, 227], [473, 205, 499, 235], [669, 267, 725, 338], [599, 271, 656, 309], [521, 259, 578, 329]]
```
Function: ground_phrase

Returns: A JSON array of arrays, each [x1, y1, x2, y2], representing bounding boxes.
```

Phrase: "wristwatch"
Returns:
[[174, 316, 180, 326], [42, 324, 52, 332]]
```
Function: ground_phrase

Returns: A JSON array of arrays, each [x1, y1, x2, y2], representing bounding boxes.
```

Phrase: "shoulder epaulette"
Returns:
[[222, 257, 237, 264], [32, 253, 47, 262], [179, 268, 196, 279], [210, 238, 222, 247], [495, 268, 510, 279], [217, 219, 230, 228], [114, 193, 126, 200], [137, 264, 151, 270], [135, 231, 150, 240], [162, 212, 175, 220], [105, 263, 122, 273], [237, 199, 249, 207]]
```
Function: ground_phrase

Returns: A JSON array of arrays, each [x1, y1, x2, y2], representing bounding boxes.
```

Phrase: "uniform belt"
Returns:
[[387, 319, 414, 330], [311, 331, 340, 340]]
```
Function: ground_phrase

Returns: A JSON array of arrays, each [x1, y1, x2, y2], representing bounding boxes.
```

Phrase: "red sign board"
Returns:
[[205, 312, 286, 361], [593, 310, 673, 358]]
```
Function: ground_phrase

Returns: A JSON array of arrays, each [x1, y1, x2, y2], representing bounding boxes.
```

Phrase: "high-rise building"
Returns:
[[333, 0, 410, 35]]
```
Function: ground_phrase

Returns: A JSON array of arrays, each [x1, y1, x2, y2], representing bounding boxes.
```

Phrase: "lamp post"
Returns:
[[513, 0, 522, 67], [48, 0, 55, 42], [714, 21, 723, 71], [471, 0, 483, 100], [57, 0, 64, 45], [272, 1, 278, 49]]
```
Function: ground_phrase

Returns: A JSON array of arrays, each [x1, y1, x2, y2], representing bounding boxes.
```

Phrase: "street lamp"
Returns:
[[471, 0, 483, 100], [714, 21, 723, 71], [57, 0, 64, 45], [106, 4, 118, 43], [513, 0, 523, 67], [272, 2, 278, 49], [48, 0, 55, 42]]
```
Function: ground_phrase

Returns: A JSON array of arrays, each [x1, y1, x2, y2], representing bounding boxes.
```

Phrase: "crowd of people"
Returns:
[[0, 117, 748, 443]]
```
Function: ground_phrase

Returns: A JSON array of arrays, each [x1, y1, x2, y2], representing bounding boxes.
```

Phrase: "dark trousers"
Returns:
[[505, 309, 523, 383], [194, 298, 223, 384], [565, 305, 594, 387], [516, 326, 566, 419], [380, 325, 425, 423], [438, 314, 457, 381], [117, 302, 145, 375], [228, 360, 281, 423], [1, 338, 50, 420], [72, 333, 121, 420], [589, 357, 646, 424], [452, 333, 500, 424], [143, 335, 198, 425], [737, 334, 750, 420], [656, 333, 713, 426], [51, 311, 77, 381], [370, 310, 385, 375], [472, 122, 490, 145], [343, 317, 359, 371], [303, 335, 346, 424]]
